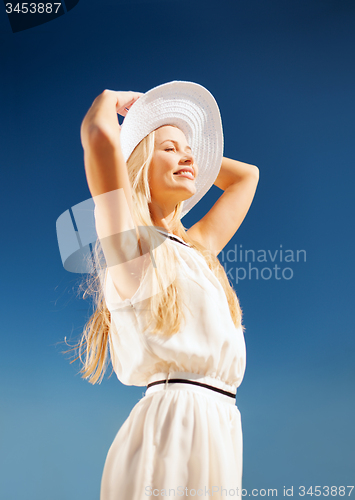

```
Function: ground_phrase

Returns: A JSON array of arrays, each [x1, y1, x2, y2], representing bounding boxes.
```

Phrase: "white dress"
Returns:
[[100, 230, 246, 500]]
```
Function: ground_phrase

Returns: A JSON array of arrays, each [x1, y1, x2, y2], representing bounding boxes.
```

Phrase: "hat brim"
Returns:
[[120, 81, 224, 219]]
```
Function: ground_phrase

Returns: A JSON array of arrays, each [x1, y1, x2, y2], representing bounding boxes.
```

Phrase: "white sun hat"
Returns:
[[120, 80, 224, 219]]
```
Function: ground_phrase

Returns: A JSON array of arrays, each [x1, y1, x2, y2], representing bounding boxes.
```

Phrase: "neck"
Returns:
[[149, 201, 177, 234]]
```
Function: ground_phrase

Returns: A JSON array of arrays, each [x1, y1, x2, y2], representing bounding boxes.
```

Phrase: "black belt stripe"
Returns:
[[146, 378, 236, 399]]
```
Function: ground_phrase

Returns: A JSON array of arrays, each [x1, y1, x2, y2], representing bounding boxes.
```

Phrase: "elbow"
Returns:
[[249, 164, 260, 182]]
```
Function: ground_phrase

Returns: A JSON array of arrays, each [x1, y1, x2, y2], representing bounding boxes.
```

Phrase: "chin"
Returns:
[[181, 189, 196, 201]]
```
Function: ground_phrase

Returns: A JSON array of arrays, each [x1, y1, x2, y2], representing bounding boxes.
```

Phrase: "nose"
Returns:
[[180, 151, 194, 165]]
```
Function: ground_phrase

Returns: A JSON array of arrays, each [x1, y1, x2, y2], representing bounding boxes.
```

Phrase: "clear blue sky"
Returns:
[[1, 1, 354, 499]]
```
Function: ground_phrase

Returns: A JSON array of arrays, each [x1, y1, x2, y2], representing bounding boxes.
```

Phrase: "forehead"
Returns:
[[154, 125, 188, 144]]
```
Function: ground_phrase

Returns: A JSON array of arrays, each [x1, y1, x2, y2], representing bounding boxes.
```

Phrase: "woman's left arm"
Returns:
[[187, 156, 259, 255]]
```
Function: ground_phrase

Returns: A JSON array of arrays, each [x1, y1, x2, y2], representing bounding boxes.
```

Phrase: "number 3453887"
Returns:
[[299, 486, 354, 496], [5, 3, 62, 14]]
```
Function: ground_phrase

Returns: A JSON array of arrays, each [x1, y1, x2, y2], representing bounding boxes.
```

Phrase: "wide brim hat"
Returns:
[[120, 81, 224, 219]]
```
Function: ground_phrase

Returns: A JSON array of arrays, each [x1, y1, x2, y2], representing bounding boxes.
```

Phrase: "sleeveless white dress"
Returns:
[[100, 230, 246, 500]]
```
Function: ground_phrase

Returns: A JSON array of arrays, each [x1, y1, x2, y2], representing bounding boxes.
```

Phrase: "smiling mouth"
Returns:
[[173, 170, 195, 180]]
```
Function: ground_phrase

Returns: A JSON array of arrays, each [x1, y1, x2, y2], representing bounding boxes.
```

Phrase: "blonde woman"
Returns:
[[79, 81, 259, 499]]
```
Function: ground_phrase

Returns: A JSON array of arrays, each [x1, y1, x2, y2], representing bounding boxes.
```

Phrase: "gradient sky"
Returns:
[[1, 1, 354, 499]]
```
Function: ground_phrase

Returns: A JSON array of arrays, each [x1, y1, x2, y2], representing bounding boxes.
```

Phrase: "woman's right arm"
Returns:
[[80, 89, 141, 202], [81, 90, 149, 302]]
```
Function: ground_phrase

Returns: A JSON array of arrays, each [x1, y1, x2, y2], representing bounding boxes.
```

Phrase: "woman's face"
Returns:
[[148, 125, 198, 208]]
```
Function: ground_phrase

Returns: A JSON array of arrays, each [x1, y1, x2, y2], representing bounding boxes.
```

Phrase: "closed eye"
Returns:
[[165, 148, 175, 152]]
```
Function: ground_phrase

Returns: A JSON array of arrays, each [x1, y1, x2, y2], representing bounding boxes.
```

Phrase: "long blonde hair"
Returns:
[[75, 128, 243, 384]]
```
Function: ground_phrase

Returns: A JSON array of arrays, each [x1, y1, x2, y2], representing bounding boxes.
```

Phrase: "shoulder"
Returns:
[[186, 225, 214, 254]]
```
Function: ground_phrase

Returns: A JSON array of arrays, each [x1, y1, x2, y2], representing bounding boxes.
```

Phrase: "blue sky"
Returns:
[[1, 1, 354, 498]]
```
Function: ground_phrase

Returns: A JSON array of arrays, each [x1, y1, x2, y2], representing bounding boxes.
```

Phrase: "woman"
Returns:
[[79, 81, 259, 499]]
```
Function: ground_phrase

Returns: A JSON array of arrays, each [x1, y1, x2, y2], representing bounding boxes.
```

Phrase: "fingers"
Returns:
[[116, 93, 143, 117], [129, 91, 144, 98]]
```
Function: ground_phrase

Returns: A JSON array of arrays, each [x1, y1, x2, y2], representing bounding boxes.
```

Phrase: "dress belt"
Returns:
[[146, 373, 236, 399]]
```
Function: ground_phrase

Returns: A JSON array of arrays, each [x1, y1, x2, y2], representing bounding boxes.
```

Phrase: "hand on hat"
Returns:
[[115, 91, 144, 117]]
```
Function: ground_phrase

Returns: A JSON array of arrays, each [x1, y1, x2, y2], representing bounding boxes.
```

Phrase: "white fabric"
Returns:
[[100, 233, 246, 500]]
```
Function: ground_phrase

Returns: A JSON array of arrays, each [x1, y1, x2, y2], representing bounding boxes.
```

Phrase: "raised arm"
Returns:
[[187, 156, 259, 256], [80, 89, 142, 202], [81, 90, 150, 301]]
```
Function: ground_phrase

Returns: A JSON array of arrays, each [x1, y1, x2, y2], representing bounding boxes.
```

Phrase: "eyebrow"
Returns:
[[160, 140, 192, 152]]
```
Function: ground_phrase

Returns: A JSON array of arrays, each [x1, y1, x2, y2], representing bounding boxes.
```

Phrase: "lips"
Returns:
[[173, 166, 195, 179]]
